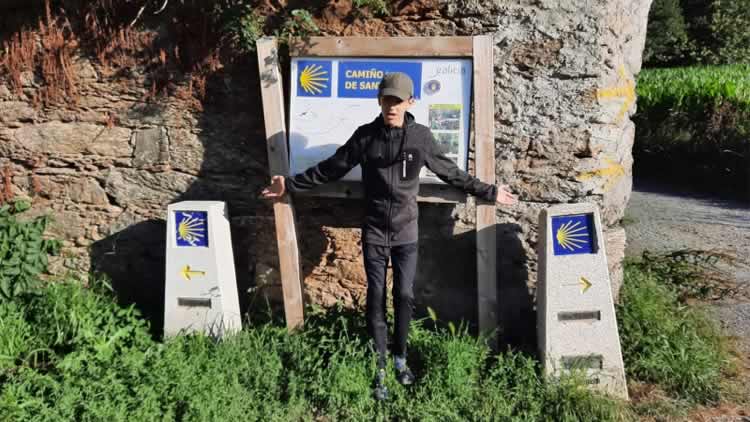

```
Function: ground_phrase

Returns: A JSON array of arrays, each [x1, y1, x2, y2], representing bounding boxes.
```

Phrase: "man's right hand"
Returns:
[[261, 175, 286, 199]]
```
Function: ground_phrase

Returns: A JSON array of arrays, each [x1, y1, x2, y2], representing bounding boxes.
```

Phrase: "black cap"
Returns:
[[377, 72, 414, 101]]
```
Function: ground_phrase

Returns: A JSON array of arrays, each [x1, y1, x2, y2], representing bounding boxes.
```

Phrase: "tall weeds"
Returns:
[[1, 0, 79, 107]]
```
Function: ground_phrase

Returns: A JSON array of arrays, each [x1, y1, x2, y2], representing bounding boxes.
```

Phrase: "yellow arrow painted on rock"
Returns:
[[596, 65, 635, 122], [576, 157, 625, 192], [180, 265, 206, 281]]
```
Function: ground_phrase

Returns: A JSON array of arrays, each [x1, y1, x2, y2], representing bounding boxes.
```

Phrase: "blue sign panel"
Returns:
[[296, 60, 332, 97], [338, 61, 422, 99], [551, 214, 595, 255], [175, 211, 208, 247]]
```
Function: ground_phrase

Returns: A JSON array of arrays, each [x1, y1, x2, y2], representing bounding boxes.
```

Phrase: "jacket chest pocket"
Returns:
[[399, 148, 422, 181], [364, 139, 388, 168]]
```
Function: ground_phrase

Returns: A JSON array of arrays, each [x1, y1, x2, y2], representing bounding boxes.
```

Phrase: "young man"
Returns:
[[262, 72, 517, 400]]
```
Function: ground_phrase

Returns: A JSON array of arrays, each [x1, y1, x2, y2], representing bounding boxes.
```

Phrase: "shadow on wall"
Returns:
[[414, 204, 535, 354], [89, 219, 167, 336], [89, 61, 268, 339]]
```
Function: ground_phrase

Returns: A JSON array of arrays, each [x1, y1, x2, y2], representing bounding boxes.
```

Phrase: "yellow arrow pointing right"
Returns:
[[579, 276, 592, 293]]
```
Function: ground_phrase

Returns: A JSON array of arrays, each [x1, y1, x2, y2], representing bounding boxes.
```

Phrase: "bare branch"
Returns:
[[153, 0, 169, 15], [129, 4, 147, 27]]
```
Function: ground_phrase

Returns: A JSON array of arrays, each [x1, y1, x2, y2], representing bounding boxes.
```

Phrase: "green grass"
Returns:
[[617, 258, 732, 404], [633, 64, 750, 196], [637, 64, 750, 112], [0, 244, 741, 420], [0, 279, 630, 421]]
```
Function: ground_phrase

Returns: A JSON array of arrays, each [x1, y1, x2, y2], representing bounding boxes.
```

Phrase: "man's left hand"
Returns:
[[495, 184, 518, 206]]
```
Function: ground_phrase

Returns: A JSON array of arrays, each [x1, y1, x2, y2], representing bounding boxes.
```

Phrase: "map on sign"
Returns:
[[289, 57, 473, 184]]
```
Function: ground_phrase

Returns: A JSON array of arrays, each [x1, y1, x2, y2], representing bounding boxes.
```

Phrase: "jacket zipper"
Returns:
[[386, 127, 392, 247]]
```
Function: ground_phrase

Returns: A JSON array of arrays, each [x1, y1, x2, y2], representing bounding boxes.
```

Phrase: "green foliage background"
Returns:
[[644, 0, 750, 67], [634, 64, 749, 196], [0, 201, 60, 302]]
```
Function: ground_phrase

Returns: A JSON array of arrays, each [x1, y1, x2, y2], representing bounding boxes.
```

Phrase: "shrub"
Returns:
[[0, 200, 60, 302], [684, 0, 750, 65], [646, 0, 750, 67], [617, 259, 731, 403], [353, 0, 390, 17], [643, 0, 691, 67]]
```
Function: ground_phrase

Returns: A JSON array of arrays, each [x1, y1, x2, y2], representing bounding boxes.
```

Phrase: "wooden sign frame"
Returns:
[[257, 36, 497, 343]]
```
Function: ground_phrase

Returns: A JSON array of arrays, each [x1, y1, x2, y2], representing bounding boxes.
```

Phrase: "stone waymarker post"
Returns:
[[164, 201, 241, 338], [537, 203, 628, 399]]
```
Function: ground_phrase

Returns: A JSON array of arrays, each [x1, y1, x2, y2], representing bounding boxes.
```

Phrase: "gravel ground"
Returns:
[[624, 180, 750, 357]]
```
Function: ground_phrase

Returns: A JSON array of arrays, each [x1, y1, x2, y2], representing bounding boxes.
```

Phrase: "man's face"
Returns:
[[379, 95, 414, 127]]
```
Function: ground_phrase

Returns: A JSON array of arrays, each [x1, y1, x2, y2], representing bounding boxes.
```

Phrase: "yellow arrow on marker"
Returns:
[[564, 277, 593, 293], [180, 265, 206, 281], [579, 276, 592, 293]]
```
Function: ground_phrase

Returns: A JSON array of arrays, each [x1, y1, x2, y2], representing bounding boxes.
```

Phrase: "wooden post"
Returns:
[[473, 35, 498, 347], [256, 37, 305, 330]]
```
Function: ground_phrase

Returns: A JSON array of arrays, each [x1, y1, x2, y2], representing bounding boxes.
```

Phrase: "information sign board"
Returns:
[[289, 57, 473, 183]]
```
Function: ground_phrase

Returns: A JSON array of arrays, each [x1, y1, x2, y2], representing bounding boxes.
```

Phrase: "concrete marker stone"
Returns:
[[164, 201, 241, 338], [537, 202, 628, 399]]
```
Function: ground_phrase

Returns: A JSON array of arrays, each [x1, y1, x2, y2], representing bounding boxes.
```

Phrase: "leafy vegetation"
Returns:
[[637, 64, 750, 112], [644, 0, 750, 67], [634, 64, 750, 197], [643, 0, 691, 66], [0, 0, 324, 108], [0, 203, 744, 419], [617, 254, 734, 404], [353, 0, 390, 17], [0, 284, 631, 421], [0, 201, 59, 301]]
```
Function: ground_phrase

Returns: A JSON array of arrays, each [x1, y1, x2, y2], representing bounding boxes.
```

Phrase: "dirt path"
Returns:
[[624, 180, 750, 356], [624, 180, 750, 286], [625, 180, 750, 417]]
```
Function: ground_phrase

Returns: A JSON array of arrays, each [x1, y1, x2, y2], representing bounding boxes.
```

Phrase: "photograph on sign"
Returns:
[[289, 57, 473, 184], [435, 132, 460, 155]]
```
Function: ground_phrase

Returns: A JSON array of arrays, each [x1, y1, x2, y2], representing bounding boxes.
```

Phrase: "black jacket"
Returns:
[[286, 112, 497, 246]]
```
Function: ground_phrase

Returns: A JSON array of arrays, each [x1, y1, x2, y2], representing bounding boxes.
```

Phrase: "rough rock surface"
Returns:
[[0, 0, 653, 342]]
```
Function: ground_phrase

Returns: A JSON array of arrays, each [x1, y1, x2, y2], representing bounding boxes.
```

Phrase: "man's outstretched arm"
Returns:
[[424, 133, 517, 206], [262, 129, 363, 199]]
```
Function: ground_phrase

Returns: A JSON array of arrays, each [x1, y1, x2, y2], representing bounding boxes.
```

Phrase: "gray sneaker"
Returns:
[[373, 368, 388, 401], [396, 366, 415, 385]]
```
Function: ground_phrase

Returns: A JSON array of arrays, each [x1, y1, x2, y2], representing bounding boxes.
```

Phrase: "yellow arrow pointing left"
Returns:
[[180, 265, 206, 281]]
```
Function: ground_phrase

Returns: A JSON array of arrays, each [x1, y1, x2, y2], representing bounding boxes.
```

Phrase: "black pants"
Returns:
[[363, 242, 418, 364]]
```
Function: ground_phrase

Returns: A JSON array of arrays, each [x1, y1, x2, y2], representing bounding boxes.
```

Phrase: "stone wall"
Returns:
[[0, 0, 652, 345]]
